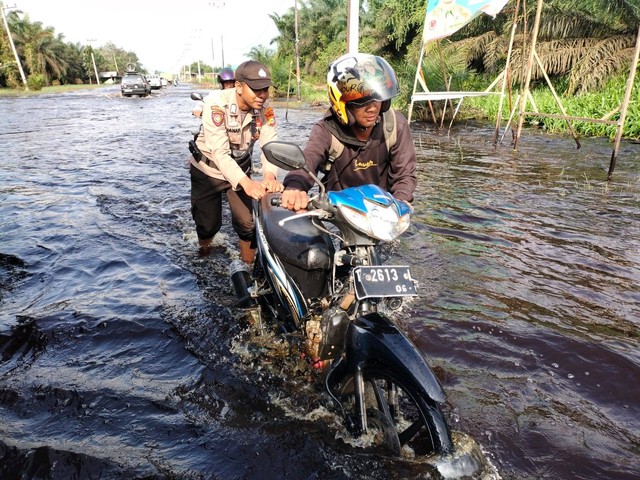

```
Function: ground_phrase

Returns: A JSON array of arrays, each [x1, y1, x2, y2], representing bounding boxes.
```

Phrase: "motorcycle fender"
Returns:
[[326, 312, 446, 403]]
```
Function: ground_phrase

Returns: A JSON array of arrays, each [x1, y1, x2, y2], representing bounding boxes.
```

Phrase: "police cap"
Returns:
[[235, 60, 273, 90]]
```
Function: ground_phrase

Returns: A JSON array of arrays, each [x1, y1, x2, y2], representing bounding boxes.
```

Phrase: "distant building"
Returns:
[[99, 71, 121, 83]]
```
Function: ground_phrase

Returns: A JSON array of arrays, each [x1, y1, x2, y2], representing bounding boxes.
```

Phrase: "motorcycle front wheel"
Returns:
[[339, 366, 452, 457]]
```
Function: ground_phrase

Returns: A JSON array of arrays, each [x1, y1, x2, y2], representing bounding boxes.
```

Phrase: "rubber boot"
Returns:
[[198, 238, 213, 257], [239, 239, 255, 265]]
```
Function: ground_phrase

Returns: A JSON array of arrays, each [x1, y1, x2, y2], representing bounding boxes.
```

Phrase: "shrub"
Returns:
[[27, 74, 46, 91]]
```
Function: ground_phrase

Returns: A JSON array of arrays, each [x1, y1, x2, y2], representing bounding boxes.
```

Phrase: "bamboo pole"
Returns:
[[608, 25, 640, 178], [515, 0, 543, 150], [534, 50, 580, 148], [494, 0, 520, 145]]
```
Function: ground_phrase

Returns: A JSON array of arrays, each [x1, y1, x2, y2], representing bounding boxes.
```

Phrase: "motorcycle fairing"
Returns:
[[325, 312, 446, 404], [255, 201, 307, 322], [328, 184, 395, 211]]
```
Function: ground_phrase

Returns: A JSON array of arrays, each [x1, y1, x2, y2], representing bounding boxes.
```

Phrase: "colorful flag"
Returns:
[[422, 0, 509, 43]]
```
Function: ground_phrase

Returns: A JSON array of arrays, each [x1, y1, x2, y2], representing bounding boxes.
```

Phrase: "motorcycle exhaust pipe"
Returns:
[[229, 260, 257, 308]]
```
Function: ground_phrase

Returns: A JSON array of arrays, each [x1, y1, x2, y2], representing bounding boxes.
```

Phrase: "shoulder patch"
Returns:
[[211, 107, 225, 127], [265, 107, 276, 127]]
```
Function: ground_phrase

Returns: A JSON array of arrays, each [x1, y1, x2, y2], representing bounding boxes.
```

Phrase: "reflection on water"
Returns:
[[0, 85, 638, 479]]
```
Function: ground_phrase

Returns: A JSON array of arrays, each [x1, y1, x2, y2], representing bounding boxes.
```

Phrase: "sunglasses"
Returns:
[[348, 97, 381, 108]]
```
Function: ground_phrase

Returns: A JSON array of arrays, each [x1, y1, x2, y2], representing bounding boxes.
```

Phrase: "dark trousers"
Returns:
[[190, 165, 254, 242]]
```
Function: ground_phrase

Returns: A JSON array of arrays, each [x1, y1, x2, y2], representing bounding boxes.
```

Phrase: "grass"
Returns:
[[459, 75, 640, 140]]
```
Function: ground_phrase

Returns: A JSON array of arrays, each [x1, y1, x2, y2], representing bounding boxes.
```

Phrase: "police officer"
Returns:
[[190, 60, 283, 261]]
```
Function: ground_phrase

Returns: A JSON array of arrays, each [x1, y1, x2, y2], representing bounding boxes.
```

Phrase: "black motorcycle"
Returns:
[[231, 141, 454, 458]]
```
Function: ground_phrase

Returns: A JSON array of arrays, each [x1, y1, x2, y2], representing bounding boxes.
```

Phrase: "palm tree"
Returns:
[[1, 9, 30, 86], [447, 0, 640, 95], [24, 25, 69, 83], [5, 13, 68, 85], [247, 45, 273, 65]]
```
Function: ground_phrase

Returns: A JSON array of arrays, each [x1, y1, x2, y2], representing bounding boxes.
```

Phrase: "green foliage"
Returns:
[[0, 9, 147, 87], [4, 0, 639, 141], [462, 73, 640, 139], [26, 73, 46, 90]]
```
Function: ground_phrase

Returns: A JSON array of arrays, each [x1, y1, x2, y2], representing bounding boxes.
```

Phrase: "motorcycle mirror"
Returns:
[[191, 92, 204, 101], [261, 141, 307, 171]]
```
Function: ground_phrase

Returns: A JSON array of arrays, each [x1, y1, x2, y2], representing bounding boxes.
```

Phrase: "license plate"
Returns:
[[123, 88, 132, 92], [352, 266, 417, 299]]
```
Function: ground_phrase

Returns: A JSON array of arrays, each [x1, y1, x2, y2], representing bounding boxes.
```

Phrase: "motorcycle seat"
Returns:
[[260, 194, 334, 271]]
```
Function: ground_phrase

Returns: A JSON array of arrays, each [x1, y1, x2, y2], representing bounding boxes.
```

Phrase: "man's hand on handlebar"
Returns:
[[281, 189, 309, 212], [261, 173, 284, 193]]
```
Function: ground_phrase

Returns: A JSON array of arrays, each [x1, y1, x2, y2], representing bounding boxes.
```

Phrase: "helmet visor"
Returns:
[[330, 55, 400, 104]]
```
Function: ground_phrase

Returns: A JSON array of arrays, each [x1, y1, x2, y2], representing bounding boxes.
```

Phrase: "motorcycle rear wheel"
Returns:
[[340, 366, 452, 457]]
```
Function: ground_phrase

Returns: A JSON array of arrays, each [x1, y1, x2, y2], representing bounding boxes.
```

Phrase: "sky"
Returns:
[[12, 0, 293, 73]]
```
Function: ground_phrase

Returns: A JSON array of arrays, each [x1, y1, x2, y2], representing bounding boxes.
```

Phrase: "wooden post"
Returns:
[[494, 0, 520, 144], [608, 25, 640, 178], [515, 0, 543, 149], [534, 50, 580, 148]]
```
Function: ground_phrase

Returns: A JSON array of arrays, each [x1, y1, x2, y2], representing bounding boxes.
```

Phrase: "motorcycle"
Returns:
[[230, 140, 455, 457]]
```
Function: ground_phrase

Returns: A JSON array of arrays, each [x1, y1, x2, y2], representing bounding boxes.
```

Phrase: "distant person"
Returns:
[[192, 67, 236, 117], [189, 60, 283, 260], [280, 53, 416, 211], [217, 67, 236, 90]]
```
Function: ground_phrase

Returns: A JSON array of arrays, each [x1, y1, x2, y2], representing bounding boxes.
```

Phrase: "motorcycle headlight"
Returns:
[[339, 200, 410, 241]]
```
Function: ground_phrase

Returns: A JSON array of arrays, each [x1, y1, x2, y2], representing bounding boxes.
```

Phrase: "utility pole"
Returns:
[[208, 1, 225, 68], [221, 35, 225, 67], [211, 37, 216, 71], [112, 52, 119, 73], [87, 39, 100, 85], [346, 0, 359, 53], [1, 3, 28, 90]]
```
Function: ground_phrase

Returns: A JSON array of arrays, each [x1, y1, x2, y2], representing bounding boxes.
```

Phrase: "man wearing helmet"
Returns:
[[280, 53, 417, 211], [192, 68, 236, 117], [190, 60, 283, 260], [217, 67, 236, 89]]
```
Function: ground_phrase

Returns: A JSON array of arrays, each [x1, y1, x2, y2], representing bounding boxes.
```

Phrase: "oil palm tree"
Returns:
[[5, 13, 68, 84], [449, 0, 640, 95], [23, 25, 69, 83]]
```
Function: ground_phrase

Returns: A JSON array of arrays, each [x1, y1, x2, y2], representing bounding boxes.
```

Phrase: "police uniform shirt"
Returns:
[[192, 88, 279, 189]]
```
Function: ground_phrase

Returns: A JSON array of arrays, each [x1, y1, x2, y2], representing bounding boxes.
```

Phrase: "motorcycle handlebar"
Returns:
[[270, 195, 316, 211], [270, 194, 333, 214]]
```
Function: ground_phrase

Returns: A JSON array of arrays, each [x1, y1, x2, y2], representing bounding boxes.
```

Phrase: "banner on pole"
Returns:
[[422, 0, 509, 43]]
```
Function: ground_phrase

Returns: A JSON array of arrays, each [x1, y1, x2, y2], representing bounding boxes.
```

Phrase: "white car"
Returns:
[[147, 74, 162, 90]]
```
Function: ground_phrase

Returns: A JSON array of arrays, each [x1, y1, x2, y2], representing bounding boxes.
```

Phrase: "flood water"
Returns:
[[1, 84, 638, 480]]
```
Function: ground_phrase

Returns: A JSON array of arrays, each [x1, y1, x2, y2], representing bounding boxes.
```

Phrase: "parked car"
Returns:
[[147, 74, 162, 90], [121, 72, 151, 97]]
